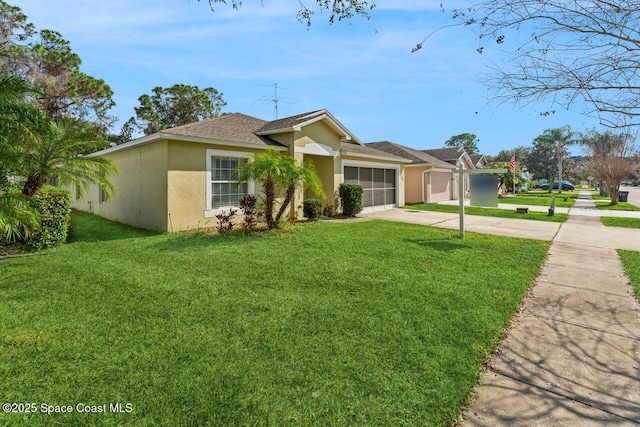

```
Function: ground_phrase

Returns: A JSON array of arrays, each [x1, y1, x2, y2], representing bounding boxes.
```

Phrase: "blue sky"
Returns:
[[17, 0, 601, 155]]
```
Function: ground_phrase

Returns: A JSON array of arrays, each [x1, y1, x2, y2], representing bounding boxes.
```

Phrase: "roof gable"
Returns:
[[256, 109, 362, 144]]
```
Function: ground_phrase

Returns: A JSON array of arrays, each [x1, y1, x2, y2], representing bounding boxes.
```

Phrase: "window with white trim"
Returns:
[[211, 156, 248, 209]]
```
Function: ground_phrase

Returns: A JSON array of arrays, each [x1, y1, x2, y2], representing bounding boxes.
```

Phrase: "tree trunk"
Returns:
[[275, 186, 295, 223], [22, 175, 45, 197], [263, 178, 277, 229]]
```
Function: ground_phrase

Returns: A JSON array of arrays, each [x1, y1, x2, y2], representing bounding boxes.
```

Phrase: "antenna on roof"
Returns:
[[252, 83, 300, 119]]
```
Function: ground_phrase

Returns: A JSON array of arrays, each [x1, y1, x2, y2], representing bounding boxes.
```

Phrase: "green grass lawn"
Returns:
[[0, 211, 550, 426], [594, 201, 640, 211], [498, 196, 574, 208], [521, 190, 580, 199], [601, 217, 640, 228], [618, 251, 640, 298], [405, 203, 568, 223]]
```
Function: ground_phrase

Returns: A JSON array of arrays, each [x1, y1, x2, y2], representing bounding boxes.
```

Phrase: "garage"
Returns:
[[428, 171, 453, 203], [343, 165, 398, 211]]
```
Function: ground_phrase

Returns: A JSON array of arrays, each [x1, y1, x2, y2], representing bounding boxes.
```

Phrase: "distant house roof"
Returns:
[[469, 154, 487, 167], [341, 142, 410, 162], [422, 147, 467, 163], [365, 141, 454, 167]]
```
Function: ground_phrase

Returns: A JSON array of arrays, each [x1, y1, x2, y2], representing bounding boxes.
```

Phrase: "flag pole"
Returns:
[[512, 153, 515, 195]]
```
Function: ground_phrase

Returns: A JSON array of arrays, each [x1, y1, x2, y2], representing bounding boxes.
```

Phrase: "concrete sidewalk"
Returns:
[[464, 191, 640, 426], [362, 192, 640, 425]]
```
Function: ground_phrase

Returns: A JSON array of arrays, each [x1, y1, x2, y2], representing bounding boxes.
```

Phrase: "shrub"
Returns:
[[239, 195, 258, 231], [215, 209, 236, 234], [303, 199, 324, 221], [339, 183, 363, 216], [27, 185, 71, 249]]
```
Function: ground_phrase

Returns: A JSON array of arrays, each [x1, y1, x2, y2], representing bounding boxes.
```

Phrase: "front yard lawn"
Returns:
[[499, 196, 574, 208], [405, 203, 568, 223], [618, 251, 640, 299], [0, 212, 550, 426], [595, 201, 640, 211], [601, 217, 640, 228]]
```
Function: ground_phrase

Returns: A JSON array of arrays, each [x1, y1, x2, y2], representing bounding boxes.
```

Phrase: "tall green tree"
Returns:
[[131, 84, 227, 136], [525, 126, 576, 193], [0, 2, 114, 132], [444, 133, 479, 155], [489, 146, 531, 164], [236, 149, 324, 229]]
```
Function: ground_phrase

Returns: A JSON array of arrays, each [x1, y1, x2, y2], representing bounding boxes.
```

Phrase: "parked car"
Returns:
[[539, 181, 575, 191]]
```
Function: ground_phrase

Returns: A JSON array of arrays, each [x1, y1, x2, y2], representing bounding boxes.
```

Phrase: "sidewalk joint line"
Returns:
[[527, 312, 640, 341], [489, 367, 640, 425]]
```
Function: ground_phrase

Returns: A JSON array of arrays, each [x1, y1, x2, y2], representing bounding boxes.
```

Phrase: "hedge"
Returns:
[[303, 199, 324, 221], [27, 185, 71, 249], [339, 183, 363, 216]]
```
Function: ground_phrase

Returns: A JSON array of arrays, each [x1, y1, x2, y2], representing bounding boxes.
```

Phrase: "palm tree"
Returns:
[[0, 191, 39, 242], [236, 149, 325, 229], [274, 156, 324, 223], [236, 149, 282, 229], [4, 118, 118, 198], [532, 126, 577, 194], [0, 75, 42, 241]]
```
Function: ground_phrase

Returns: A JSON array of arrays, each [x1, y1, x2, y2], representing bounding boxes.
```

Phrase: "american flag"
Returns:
[[509, 155, 515, 173]]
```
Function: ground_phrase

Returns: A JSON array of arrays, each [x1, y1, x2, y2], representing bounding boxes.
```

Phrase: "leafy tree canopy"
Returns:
[[444, 132, 479, 155], [130, 84, 227, 136], [525, 126, 575, 189], [0, 1, 115, 133]]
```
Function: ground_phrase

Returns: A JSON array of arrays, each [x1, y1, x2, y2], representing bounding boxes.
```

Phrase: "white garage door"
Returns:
[[429, 171, 452, 203], [344, 166, 397, 211]]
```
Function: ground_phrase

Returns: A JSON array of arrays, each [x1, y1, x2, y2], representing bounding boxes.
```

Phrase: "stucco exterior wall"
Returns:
[[167, 140, 266, 232], [404, 166, 429, 204], [71, 141, 169, 231]]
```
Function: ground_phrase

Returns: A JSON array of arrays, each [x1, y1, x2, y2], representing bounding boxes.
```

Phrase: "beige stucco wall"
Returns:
[[404, 166, 429, 204], [71, 140, 169, 231], [166, 140, 267, 231]]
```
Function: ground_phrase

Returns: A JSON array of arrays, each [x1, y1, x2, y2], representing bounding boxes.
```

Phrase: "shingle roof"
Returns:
[[162, 113, 285, 147], [365, 141, 454, 167], [469, 154, 486, 166], [256, 110, 325, 133], [341, 142, 409, 162], [422, 147, 465, 162]]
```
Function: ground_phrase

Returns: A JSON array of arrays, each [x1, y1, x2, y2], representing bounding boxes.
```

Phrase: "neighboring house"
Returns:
[[422, 147, 476, 198], [470, 154, 488, 168], [72, 110, 409, 232], [365, 141, 456, 203]]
